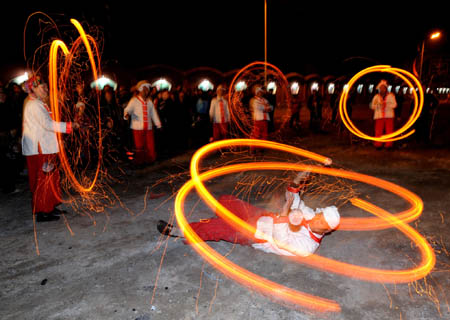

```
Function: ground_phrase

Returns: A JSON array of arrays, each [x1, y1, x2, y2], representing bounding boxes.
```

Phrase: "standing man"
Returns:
[[124, 81, 162, 166], [209, 84, 230, 141], [250, 85, 272, 153], [22, 75, 79, 222], [370, 80, 397, 149]]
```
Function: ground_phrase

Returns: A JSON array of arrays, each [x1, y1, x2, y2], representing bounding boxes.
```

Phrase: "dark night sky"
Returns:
[[1, 0, 448, 78]]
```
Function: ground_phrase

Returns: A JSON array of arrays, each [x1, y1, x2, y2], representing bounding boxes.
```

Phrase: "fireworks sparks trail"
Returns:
[[174, 138, 435, 312], [227, 61, 292, 139], [339, 65, 424, 142]]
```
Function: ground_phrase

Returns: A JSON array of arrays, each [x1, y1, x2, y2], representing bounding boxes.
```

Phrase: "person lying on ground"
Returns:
[[157, 172, 340, 257]]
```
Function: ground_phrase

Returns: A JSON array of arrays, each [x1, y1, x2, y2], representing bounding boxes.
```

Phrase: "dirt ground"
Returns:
[[1, 129, 449, 320]]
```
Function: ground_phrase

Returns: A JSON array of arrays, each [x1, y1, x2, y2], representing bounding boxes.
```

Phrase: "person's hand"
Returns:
[[285, 190, 294, 203]]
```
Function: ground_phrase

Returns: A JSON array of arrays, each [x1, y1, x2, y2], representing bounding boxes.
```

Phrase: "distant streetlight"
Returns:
[[419, 31, 442, 80]]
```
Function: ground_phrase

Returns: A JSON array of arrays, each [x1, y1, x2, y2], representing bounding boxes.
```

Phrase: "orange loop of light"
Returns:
[[49, 19, 101, 193], [227, 61, 291, 137], [339, 65, 424, 142], [174, 139, 435, 312]]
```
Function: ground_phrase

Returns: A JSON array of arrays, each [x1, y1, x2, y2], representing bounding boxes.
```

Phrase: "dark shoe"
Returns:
[[157, 220, 173, 236], [52, 207, 68, 216], [36, 212, 60, 222]]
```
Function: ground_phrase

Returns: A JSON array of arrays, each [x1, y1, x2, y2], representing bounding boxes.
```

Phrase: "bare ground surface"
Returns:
[[1, 130, 449, 320]]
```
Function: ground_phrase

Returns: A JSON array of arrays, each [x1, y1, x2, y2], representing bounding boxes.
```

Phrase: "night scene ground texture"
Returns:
[[1, 126, 449, 320]]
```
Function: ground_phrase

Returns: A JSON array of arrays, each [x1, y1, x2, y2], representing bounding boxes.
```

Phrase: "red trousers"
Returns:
[[188, 195, 270, 245], [250, 120, 269, 152], [26, 153, 61, 214], [132, 129, 156, 165], [212, 123, 229, 141], [374, 118, 394, 148]]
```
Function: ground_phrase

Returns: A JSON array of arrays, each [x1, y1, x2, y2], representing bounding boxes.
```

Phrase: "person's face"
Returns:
[[162, 91, 169, 100], [288, 209, 303, 226], [33, 83, 49, 101], [105, 91, 113, 103], [140, 86, 150, 99], [379, 85, 387, 95]]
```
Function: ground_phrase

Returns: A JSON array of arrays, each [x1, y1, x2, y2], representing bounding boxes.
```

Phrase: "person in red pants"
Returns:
[[209, 85, 230, 141], [370, 80, 397, 149], [21, 75, 79, 222], [157, 175, 340, 257], [249, 85, 273, 154], [124, 81, 162, 166]]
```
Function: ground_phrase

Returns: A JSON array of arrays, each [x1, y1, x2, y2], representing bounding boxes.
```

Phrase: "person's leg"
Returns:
[[219, 123, 228, 140], [132, 130, 145, 165], [374, 119, 384, 148], [34, 154, 61, 214], [250, 121, 263, 153], [212, 123, 220, 141], [144, 129, 156, 163], [26, 154, 40, 213], [260, 121, 268, 140], [384, 118, 394, 148]]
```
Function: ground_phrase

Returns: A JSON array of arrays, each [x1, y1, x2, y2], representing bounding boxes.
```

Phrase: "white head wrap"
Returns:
[[138, 82, 151, 92], [321, 206, 340, 229]]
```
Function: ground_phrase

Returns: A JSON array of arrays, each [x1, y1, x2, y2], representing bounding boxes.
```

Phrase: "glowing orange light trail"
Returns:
[[174, 139, 435, 311], [339, 65, 424, 142], [48, 19, 101, 193]]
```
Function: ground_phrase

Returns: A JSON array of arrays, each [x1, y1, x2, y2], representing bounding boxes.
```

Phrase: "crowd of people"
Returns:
[[0, 74, 443, 223]]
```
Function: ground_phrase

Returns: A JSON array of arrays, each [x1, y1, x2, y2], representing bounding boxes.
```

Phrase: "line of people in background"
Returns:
[[0, 75, 442, 198]]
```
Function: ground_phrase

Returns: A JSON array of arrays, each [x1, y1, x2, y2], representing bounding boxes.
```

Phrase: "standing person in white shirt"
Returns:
[[124, 81, 162, 166], [209, 84, 230, 141], [22, 75, 79, 222], [157, 172, 340, 257], [370, 80, 397, 149], [249, 85, 273, 154]]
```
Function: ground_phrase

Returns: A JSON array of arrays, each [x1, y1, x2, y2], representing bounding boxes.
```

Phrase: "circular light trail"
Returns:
[[339, 65, 424, 142], [49, 19, 102, 193], [174, 139, 435, 312]]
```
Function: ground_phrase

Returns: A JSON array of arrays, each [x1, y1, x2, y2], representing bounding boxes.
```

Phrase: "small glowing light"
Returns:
[[368, 84, 374, 93], [290, 82, 300, 95], [395, 86, 400, 94], [235, 81, 247, 92], [152, 78, 172, 91], [343, 84, 349, 92], [11, 72, 29, 85], [402, 87, 408, 95], [357, 84, 364, 94], [267, 81, 277, 94], [430, 32, 441, 40], [388, 85, 392, 92], [426, 88, 430, 93], [327, 83, 335, 94], [198, 79, 214, 92], [90, 75, 118, 90], [311, 82, 319, 92]]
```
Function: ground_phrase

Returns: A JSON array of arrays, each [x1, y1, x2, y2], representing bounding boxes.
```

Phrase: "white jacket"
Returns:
[[124, 96, 161, 130], [209, 97, 230, 123], [250, 96, 272, 121], [252, 196, 322, 257], [22, 97, 71, 156], [370, 93, 397, 119]]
